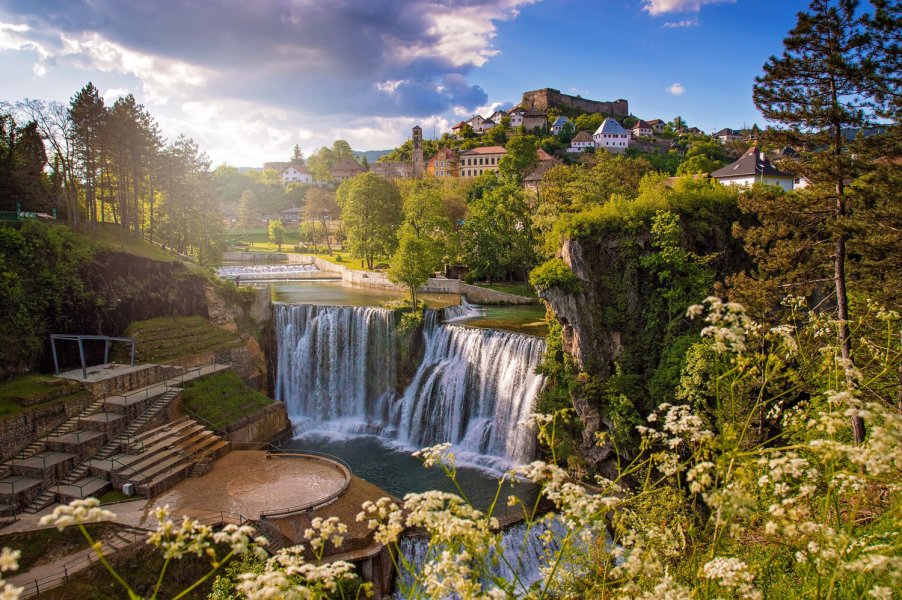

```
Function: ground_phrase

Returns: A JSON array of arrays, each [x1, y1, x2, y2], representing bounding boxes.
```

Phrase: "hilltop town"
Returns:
[[256, 85, 848, 206]]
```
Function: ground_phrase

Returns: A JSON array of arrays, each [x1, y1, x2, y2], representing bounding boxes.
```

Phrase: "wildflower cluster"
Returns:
[[303, 516, 347, 559], [235, 546, 363, 599], [38, 497, 116, 530], [0, 548, 21, 600]]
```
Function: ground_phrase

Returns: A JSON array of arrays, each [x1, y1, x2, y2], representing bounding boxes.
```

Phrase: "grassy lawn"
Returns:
[[35, 541, 232, 600], [76, 223, 181, 263], [0, 523, 120, 573], [471, 281, 538, 299], [181, 371, 274, 430], [112, 316, 243, 365], [97, 489, 140, 504], [0, 375, 90, 418]]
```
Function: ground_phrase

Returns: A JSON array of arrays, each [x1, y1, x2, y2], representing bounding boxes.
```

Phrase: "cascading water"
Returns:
[[275, 304, 399, 426], [394, 322, 546, 465], [395, 519, 571, 599], [274, 302, 546, 467], [441, 296, 484, 322]]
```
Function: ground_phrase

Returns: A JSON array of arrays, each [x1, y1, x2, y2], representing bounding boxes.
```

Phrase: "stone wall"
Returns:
[[286, 255, 537, 305], [225, 401, 291, 445], [80, 365, 182, 399], [0, 397, 86, 462], [521, 88, 628, 117], [223, 251, 288, 262]]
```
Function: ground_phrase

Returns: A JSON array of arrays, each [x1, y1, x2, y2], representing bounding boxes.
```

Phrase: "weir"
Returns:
[[274, 303, 546, 466]]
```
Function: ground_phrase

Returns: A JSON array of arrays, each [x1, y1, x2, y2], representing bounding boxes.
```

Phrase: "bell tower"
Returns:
[[412, 125, 424, 178]]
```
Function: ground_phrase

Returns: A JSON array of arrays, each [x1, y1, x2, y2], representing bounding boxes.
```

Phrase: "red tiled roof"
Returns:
[[460, 146, 507, 155]]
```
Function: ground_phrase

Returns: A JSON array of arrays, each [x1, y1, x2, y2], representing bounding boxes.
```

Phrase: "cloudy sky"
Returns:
[[0, 0, 810, 166]]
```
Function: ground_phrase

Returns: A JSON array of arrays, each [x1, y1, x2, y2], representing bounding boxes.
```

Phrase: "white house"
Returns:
[[631, 120, 654, 138], [509, 107, 525, 127], [479, 118, 497, 133], [466, 115, 486, 133], [551, 116, 571, 135], [715, 128, 743, 143], [459, 146, 506, 178], [710, 146, 796, 191], [593, 118, 630, 153], [646, 119, 666, 134], [280, 164, 312, 184], [567, 130, 595, 153], [489, 109, 509, 123]]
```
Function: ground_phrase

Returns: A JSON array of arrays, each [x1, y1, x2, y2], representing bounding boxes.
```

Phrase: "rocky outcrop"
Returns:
[[204, 285, 271, 391]]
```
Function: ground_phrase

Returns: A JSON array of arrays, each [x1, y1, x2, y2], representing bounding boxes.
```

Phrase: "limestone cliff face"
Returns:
[[204, 285, 271, 392], [539, 236, 649, 470]]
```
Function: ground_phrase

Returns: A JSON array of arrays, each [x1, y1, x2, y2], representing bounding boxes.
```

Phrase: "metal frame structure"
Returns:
[[49, 334, 136, 379]]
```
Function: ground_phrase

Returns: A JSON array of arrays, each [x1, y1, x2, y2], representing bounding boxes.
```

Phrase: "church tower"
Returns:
[[412, 125, 424, 178]]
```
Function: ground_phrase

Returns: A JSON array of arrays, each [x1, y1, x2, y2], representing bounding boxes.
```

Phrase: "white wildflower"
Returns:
[[38, 498, 116, 531]]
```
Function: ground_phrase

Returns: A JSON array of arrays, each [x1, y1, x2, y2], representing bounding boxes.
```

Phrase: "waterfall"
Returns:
[[395, 324, 545, 465], [395, 519, 569, 599], [274, 303, 546, 466], [441, 296, 484, 322], [275, 304, 398, 426]]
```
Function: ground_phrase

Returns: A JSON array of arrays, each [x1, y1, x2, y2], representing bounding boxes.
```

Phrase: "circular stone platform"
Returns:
[[146, 450, 349, 519]]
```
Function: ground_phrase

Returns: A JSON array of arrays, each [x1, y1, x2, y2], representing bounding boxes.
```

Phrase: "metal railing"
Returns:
[[16, 527, 146, 599], [258, 452, 353, 519]]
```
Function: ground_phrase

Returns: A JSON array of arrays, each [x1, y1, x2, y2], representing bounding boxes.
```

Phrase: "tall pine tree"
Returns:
[[751, 0, 898, 442]]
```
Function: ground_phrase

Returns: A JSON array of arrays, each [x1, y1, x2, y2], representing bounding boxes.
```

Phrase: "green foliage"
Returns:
[[267, 219, 285, 251], [499, 134, 539, 183], [676, 139, 726, 175], [462, 181, 536, 281], [529, 258, 582, 293], [0, 220, 96, 375], [336, 173, 403, 269], [181, 371, 274, 430], [119, 315, 242, 364], [387, 233, 435, 305]]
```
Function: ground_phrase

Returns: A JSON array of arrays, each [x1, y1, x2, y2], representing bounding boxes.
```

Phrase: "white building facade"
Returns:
[[593, 119, 630, 153]]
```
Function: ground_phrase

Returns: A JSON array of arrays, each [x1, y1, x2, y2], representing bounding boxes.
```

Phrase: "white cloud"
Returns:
[[667, 83, 686, 95], [642, 0, 734, 16], [376, 79, 406, 95], [663, 19, 700, 28]]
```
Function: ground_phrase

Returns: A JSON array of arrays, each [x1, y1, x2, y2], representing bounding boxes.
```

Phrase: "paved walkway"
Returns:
[[8, 527, 145, 598], [2, 450, 348, 533], [103, 363, 230, 406]]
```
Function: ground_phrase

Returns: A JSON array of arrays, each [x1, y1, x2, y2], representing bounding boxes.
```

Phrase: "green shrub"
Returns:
[[529, 258, 582, 293]]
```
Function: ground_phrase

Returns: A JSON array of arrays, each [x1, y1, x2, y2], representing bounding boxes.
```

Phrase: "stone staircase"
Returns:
[[89, 418, 230, 498], [1, 364, 231, 518], [35, 389, 182, 511]]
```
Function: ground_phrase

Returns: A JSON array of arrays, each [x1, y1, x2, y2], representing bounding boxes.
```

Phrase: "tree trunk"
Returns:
[[832, 120, 865, 443]]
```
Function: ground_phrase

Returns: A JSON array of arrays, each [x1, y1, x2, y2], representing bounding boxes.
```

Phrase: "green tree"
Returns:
[[462, 182, 536, 281], [290, 144, 305, 164], [750, 0, 895, 442], [331, 140, 354, 161], [486, 125, 508, 145], [499, 135, 539, 183], [69, 82, 106, 227], [268, 219, 285, 251], [676, 140, 726, 175], [306, 146, 334, 182], [305, 188, 338, 255], [238, 189, 259, 229], [336, 173, 402, 269], [387, 232, 434, 306]]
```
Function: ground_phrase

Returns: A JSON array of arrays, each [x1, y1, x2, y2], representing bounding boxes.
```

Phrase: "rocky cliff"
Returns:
[[536, 199, 745, 474]]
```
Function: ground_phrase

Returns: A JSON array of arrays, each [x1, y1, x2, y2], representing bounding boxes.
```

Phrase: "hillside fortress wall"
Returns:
[[521, 88, 628, 116]]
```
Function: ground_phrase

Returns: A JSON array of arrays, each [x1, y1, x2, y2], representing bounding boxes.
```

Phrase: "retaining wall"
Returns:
[[285, 254, 537, 305], [0, 398, 87, 462], [225, 401, 291, 445]]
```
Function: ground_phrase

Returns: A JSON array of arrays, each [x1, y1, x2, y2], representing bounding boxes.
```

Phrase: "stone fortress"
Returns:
[[520, 88, 629, 117]]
